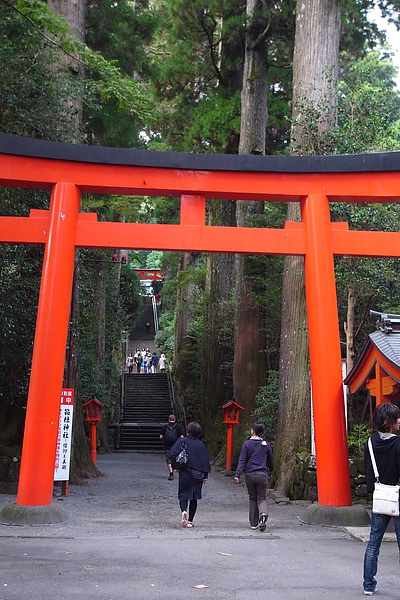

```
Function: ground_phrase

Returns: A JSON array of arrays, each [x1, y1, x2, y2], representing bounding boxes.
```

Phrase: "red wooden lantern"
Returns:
[[82, 397, 104, 465], [83, 396, 103, 423], [222, 400, 244, 425], [221, 400, 244, 472]]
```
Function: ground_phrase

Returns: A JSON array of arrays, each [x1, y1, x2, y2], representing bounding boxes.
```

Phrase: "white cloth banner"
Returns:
[[54, 388, 74, 481]]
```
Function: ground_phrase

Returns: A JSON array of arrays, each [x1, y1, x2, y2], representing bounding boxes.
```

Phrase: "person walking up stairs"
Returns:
[[160, 415, 184, 480]]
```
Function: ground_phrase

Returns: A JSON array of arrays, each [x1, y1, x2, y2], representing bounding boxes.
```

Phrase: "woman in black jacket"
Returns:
[[363, 402, 400, 595], [169, 421, 211, 528]]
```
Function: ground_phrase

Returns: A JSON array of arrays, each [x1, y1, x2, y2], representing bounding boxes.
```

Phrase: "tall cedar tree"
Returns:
[[233, 0, 269, 441], [273, 0, 342, 496], [46, 0, 97, 480]]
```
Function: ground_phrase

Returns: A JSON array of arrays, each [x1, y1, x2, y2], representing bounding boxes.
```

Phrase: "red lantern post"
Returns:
[[82, 397, 104, 465], [222, 400, 244, 472]]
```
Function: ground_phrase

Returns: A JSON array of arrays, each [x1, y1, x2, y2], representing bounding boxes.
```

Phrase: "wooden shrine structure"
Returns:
[[345, 311, 400, 404]]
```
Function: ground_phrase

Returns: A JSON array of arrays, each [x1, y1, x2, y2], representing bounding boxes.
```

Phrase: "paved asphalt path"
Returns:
[[0, 452, 398, 600]]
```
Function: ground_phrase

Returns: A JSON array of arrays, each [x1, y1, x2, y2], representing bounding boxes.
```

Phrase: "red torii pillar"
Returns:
[[16, 183, 80, 506], [302, 194, 352, 506]]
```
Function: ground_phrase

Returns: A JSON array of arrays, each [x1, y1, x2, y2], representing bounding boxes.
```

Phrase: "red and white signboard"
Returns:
[[54, 388, 74, 481]]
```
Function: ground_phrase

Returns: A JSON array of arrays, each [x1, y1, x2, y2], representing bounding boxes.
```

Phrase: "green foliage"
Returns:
[[149, 0, 296, 153], [290, 49, 400, 156], [177, 263, 207, 290], [145, 251, 163, 269], [119, 268, 143, 329], [185, 92, 241, 153], [205, 295, 235, 390], [5, 0, 153, 142], [153, 252, 179, 363], [347, 422, 372, 457], [0, 244, 42, 413], [0, 2, 80, 140], [0, 186, 51, 447], [155, 320, 175, 360], [333, 201, 400, 354], [251, 371, 279, 444], [77, 249, 142, 410], [335, 50, 400, 153]]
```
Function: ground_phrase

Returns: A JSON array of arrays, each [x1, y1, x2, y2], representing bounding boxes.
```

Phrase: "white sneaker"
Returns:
[[181, 511, 188, 527], [363, 584, 377, 595]]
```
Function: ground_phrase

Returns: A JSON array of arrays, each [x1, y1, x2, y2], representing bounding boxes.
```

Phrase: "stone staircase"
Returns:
[[117, 373, 172, 452]]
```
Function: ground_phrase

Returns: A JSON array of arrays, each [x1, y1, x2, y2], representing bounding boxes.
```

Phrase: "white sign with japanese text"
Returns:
[[54, 388, 74, 481]]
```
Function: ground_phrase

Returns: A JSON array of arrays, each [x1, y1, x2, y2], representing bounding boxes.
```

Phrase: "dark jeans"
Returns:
[[245, 471, 269, 527], [164, 447, 172, 465], [363, 511, 400, 592]]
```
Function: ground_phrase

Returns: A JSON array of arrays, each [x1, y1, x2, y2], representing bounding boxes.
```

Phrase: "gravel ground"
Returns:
[[0, 451, 302, 538], [1, 453, 400, 600]]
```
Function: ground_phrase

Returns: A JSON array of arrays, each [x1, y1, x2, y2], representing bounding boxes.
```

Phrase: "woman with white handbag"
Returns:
[[363, 402, 400, 595]]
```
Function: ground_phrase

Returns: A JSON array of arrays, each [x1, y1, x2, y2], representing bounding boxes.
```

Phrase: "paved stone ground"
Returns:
[[0, 452, 398, 600]]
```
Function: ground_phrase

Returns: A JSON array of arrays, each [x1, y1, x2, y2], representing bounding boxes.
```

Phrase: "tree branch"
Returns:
[[247, 11, 272, 51], [1, 0, 85, 66], [200, 11, 223, 85]]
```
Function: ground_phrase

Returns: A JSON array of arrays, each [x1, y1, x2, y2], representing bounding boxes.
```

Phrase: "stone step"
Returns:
[[118, 371, 173, 451]]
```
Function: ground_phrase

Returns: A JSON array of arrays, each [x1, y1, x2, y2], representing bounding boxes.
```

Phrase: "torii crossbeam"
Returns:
[[1, 134, 400, 510]]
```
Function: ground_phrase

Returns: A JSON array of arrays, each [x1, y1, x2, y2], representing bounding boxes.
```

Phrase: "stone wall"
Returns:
[[288, 452, 371, 503], [0, 454, 20, 493]]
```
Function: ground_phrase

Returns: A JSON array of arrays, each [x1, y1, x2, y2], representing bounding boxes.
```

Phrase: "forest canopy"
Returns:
[[1, 0, 400, 497]]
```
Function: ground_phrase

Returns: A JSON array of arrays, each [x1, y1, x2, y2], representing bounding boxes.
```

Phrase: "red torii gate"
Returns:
[[1, 134, 400, 511]]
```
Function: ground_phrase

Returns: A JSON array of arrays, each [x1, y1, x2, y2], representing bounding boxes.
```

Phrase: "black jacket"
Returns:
[[169, 435, 211, 475], [364, 431, 400, 493]]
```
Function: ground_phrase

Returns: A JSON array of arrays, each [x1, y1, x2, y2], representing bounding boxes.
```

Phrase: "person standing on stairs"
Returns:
[[126, 353, 134, 374], [145, 352, 152, 373], [151, 351, 159, 373], [159, 354, 167, 373], [134, 351, 142, 374], [160, 415, 184, 480]]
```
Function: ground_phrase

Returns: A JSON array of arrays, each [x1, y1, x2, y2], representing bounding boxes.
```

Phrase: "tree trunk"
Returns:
[[344, 273, 356, 375], [272, 213, 311, 493], [47, 0, 86, 140], [239, 0, 269, 156], [291, 0, 341, 154], [173, 251, 201, 417], [95, 260, 111, 453], [47, 0, 91, 478], [233, 0, 268, 436], [201, 201, 236, 455], [273, 0, 342, 496]]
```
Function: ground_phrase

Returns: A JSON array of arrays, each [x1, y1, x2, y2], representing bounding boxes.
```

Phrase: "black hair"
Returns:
[[187, 421, 202, 438], [373, 403, 400, 433], [252, 422, 265, 437]]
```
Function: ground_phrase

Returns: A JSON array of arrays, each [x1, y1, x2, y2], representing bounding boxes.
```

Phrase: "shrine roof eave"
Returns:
[[344, 331, 400, 393], [2, 133, 400, 174]]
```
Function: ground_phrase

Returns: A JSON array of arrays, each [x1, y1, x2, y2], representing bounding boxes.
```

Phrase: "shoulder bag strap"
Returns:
[[368, 437, 380, 481], [247, 441, 262, 462]]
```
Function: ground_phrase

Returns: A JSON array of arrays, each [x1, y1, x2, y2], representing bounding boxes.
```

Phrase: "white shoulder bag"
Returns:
[[368, 437, 400, 517]]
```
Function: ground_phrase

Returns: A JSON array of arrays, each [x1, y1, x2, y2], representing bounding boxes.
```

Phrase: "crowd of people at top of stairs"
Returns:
[[125, 348, 167, 374]]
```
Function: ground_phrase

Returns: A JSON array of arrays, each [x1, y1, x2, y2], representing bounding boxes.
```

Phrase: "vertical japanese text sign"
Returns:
[[54, 388, 74, 481]]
